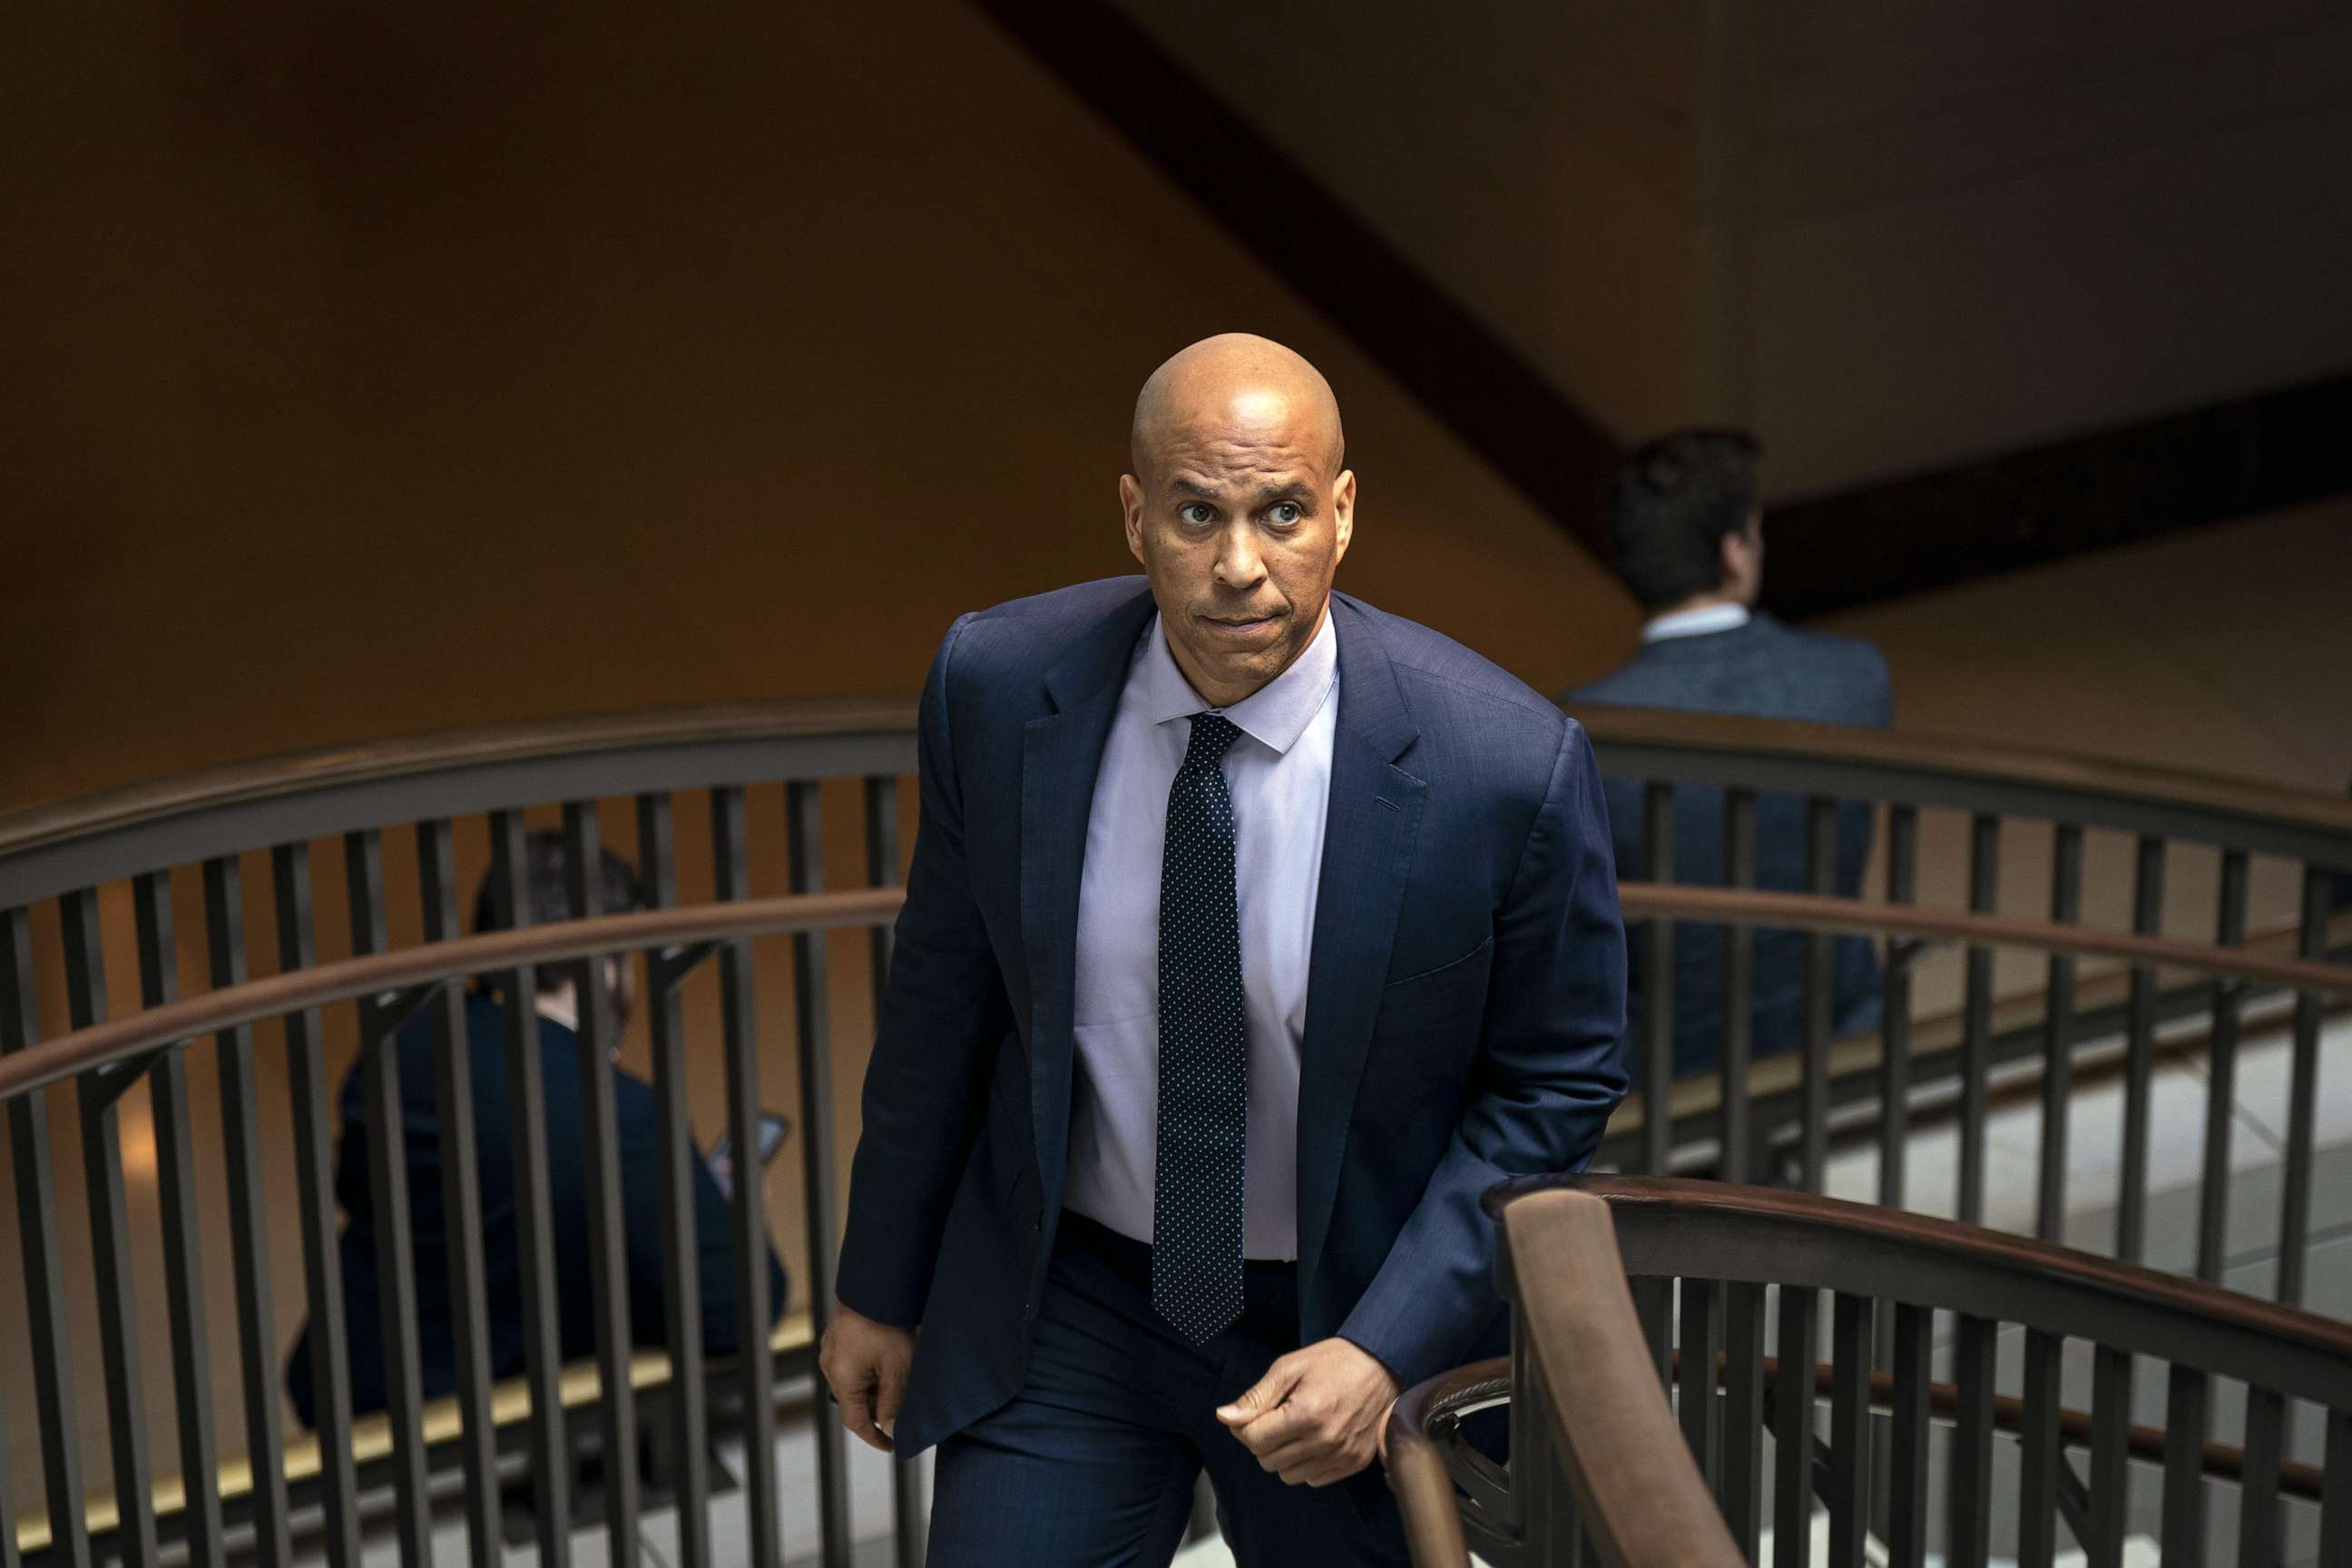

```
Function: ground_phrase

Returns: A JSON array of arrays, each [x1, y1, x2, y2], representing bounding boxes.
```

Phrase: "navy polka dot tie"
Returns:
[[1152, 711, 1248, 1344]]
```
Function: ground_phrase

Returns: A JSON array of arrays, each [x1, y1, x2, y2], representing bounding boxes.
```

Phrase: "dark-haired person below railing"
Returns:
[[284, 833, 789, 1436], [1562, 429, 1892, 1086]]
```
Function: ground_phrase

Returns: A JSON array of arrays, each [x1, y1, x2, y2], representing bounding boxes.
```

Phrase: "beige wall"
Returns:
[[0, 2, 1636, 818], [1740, 0, 2352, 496], [1111, 0, 2352, 497], [1109, 0, 1716, 442]]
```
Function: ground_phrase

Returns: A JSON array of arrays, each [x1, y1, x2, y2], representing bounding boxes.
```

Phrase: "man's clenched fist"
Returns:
[[1215, 1338, 1401, 1486], [819, 1300, 917, 1453]]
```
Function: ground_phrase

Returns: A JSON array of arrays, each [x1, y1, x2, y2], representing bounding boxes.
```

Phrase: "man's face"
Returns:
[[1120, 394, 1354, 705]]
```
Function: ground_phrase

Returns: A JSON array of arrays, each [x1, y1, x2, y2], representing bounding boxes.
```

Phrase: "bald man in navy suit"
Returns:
[[820, 336, 1628, 1565]]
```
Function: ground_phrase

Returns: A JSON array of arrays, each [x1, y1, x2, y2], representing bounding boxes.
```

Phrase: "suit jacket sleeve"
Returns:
[[1336, 719, 1628, 1387], [833, 614, 1014, 1327]]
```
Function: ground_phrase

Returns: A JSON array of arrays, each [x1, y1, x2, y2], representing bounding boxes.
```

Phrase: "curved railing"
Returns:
[[2, 701, 2348, 1568], [1390, 1176, 2352, 1566]]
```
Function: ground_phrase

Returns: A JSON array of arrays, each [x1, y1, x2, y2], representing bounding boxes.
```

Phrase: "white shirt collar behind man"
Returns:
[[1642, 602, 1750, 643], [1064, 606, 1340, 1260]]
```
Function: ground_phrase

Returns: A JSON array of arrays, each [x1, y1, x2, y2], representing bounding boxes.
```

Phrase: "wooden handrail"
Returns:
[[0, 699, 921, 860], [1582, 707, 2352, 843], [1499, 1190, 1743, 1567], [1617, 885, 2352, 999], [4, 886, 2342, 1105], [0, 889, 904, 1102], [1383, 1371, 1482, 1568], [1490, 1177, 2352, 1379], [4, 701, 2345, 870]]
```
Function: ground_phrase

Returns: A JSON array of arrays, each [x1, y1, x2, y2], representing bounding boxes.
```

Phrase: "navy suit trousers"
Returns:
[[926, 1212, 1409, 1567]]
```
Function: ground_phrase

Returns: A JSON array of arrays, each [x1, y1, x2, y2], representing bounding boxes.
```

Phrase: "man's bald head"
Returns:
[[1118, 333, 1357, 709], [1129, 333, 1346, 485]]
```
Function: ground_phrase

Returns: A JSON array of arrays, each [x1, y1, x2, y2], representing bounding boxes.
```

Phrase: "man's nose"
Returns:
[[1213, 522, 1267, 588]]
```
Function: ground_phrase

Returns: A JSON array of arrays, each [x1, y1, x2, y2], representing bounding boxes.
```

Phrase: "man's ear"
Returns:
[[1331, 468, 1356, 565], [1119, 473, 1147, 566]]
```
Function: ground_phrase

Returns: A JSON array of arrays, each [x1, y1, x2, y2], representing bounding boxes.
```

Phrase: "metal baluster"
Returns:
[[2320, 1406, 2352, 1568], [1678, 1278, 1723, 1487], [2278, 867, 2328, 1307], [2, 907, 90, 1568], [1641, 780, 1674, 1177], [712, 787, 780, 1568], [786, 781, 853, 1567], [2017, 1329, 2063, 1568], [486, 812, 570, 1568], [1632, 1276, 1672, 1392], [1773, 1285, 1818, 1568], [64, 887, 161, 1568], [201, 858, 289, 1568], [2238, 1387, 2283, 1568], [865, 774, 927, 1568], [346, 829, 433, 1568], [1945, 1315, 1995, 1568], [2195, 851, 2249, 1284], [0, 1382, 15, 1568], [415, 821, 500, 1568], [1885, 1304, 1929, 1568], [1722, 789, 1757, 1183], [1514, 1327, 1565, 1562], [1959, 816, 1998, 1226], [2158, 1365, 2207, 1568], [637, 791, 713, 1568], [1797, 799, 1837, 1192], [563, 802, 642, 1566], [271, 844, 361, 1568], [1877, 807, 1917, 1210], [2086, 1347, 2131, 1568], [1721, 1281, 1767, 1561], [131, 872, 226, 1568], [2037, 823, 2082, 1243], [2117, 836, 2164, 1263], [1826, 1295, 1870, 1568]]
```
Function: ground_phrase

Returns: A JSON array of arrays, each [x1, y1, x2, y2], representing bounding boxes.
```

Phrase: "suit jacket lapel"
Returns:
[[1021, 585, 1157, 1211], [1296, 594, 1424, 1288]]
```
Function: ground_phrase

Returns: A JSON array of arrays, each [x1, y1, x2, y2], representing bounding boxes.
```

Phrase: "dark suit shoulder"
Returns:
[[1754, 616, 1889, 679], [934, 577, 1152, 689], [1337, 595, 1572, 801], [1339, 593, 1565, 731]]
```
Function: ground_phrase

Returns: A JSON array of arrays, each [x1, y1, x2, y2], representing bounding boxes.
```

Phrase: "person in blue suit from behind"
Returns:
[[285, 832, 788, 1429], [1563, 428, 1894, 1082]]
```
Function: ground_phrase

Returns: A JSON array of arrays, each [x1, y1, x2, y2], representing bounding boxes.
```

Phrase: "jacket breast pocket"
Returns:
[[1371, 934, 1494, 1091]]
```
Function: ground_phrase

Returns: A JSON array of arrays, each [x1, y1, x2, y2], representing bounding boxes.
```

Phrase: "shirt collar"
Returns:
[[1140, 605, 1338, 755], [1642, 603, 1751, 643]]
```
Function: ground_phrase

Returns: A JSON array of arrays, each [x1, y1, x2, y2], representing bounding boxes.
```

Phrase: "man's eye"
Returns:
[[1268, 503, 1302, 525], [1179, 503, 1217, 524]]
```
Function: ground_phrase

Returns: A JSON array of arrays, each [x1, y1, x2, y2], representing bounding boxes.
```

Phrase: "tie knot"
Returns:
[[1184, 712, 1242, 763]]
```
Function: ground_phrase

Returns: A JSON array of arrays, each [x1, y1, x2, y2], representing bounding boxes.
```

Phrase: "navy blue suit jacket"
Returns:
[[1564, 614, 1892, 1075], [836, 579, 1628, 1455]]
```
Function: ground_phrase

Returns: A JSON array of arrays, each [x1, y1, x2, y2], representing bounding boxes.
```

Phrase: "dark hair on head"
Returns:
[[1605, 428, 1761, 611], [472, 830, 645, 995]]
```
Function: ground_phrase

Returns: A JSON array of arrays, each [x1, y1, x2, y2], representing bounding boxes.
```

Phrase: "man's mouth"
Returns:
[[1201, 609, 1284, 634]]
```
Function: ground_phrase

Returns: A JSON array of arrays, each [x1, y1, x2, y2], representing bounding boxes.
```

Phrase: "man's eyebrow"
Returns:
[[1166, 475, 1222, 498], [1253, 481, 1318, 508]]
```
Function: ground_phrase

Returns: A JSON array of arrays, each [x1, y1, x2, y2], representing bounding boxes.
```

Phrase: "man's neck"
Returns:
[[1641, 595, 1752, 645], [534, 987, 579, 1032]]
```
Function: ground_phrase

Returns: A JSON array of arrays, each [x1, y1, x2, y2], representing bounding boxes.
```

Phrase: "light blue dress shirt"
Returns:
[[1063, 608, 1339, 1259]]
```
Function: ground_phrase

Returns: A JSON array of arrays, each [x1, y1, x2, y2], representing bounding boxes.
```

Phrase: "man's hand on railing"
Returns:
[[1215, 1338, 1402, 1486], [819, 1299, 917, 1453]]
